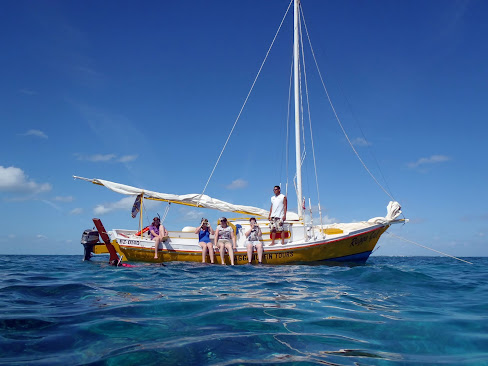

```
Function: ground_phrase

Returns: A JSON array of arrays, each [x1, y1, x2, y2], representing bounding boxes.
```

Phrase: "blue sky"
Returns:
[[1, 0, 486, 257]]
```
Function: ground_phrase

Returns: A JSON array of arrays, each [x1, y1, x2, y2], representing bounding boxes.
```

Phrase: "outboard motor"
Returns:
[[81, 228, 99, 261]]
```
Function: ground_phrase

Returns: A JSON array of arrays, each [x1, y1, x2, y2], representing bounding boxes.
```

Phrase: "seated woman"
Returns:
[[149, 217, 168, 259], [194, 218, 215, 263], [245, 217, 263, 264], [214, 217, 236, 265]]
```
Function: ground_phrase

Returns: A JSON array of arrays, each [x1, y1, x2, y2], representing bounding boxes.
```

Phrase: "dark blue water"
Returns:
[[0, 256, 487, 365]]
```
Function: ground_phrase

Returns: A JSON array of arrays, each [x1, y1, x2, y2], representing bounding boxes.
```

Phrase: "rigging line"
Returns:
[[386, 232, 473, 265], [299, 5, 323, 228], [300, 11, 395, 202], [199, 0, 293, 200], [161, 202, 171, 223], [328, 56, 396, 202], [346, 99, 396, 201]]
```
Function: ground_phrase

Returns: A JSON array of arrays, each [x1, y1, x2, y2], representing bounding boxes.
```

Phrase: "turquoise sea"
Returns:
[[0, 255, 487, 366]]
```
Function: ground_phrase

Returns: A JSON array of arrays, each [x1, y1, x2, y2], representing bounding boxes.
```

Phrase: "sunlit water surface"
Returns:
[[0, 255, 487, 365]]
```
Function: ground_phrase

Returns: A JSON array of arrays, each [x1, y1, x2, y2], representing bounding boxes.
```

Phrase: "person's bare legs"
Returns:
[[199, 242, 207, 263], [154, 237, 161, 259], [206, 243, 215, 264], [256, 242, 264, 263], [225, 242, 235, 265], [218, 241, 226, 265], [270, 231, 276, 246], [246, 243, 254, 263]]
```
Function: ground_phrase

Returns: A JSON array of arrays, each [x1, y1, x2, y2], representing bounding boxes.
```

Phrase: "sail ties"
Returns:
[[198, 0, 294, 200]]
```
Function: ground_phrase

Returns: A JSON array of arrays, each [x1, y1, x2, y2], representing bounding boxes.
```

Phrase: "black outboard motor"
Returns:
[[81, 228, 99, 261]]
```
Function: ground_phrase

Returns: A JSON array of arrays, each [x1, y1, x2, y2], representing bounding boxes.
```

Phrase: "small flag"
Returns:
[[131, 194, 142, 218]]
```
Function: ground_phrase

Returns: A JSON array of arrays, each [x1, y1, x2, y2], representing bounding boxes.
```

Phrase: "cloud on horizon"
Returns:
[[70, 207, 83, 215], [0, 166, 52, 195], [118, 155, 138, 163], [351, 137, 371, 147], [94, 196, 135, 215], [20, 89, 38, 95], [54, 196, 74, 202], [226, 179, 248, 190], [75, 153, 138, 163], [21, 129, 48, 139], [407, 155, 450, 169], [41, 199, 62, 212], [94, 196, 160, 215], [460, 213, 488, 222]]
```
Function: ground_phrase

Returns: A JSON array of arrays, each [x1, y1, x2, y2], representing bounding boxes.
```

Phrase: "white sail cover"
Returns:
[[74, 176, 300, 220], [367, 201, 403, 224]]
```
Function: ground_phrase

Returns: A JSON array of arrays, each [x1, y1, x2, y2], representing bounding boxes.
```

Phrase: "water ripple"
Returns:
[[0, 256, 487, 365]]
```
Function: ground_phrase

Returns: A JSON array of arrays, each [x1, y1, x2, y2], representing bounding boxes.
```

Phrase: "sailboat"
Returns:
[[77, 0, 406, 265]]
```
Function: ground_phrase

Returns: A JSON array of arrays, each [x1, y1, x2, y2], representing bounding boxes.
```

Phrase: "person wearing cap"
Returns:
[[245, 217, 263, 264], [149, 217, 168, 259], [214, 217, 236, 265], [268, 185, 287, 245], [194, 218, 215, 263]]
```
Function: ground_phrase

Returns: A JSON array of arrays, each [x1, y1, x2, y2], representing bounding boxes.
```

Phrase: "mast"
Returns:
[[294, 0, 303, 218]]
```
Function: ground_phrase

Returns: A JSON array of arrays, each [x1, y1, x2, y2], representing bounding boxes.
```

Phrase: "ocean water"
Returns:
[[0, 256, 486, 366]]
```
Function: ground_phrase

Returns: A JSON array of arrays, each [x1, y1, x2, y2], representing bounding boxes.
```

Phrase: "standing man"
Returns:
[[268, 185, 287, 246]]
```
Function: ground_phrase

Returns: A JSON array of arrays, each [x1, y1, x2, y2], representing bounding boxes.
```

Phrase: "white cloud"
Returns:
[[41, 199, 62, 212], [76, 153, 116, 162], [182, 209, 201, 220], [118, 155, 138, 163], [22, 129, 48, 139], [70, 207, 83, 215], [407, 155, 450, 169], [322, 215, 338, 225], [75, 153, 137, 163], [0, 166, 52, 194], [94, 196, 136, 215], [351, 137, 371, 147], [226, 179, 248, 190], [75, 66, 100, 77], [54, 196, 74, 202], [20, 88, 37, 95], [303, 211, 337, 225], [37, 234, 48, 240]]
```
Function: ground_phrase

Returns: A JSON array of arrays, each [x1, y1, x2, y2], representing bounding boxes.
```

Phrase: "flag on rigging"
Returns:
[[131, 194, 142, 218]]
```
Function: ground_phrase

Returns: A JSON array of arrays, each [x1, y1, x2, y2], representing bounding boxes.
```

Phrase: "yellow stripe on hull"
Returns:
[[116, 226, 387, 265], [92, 241, 123, 255]]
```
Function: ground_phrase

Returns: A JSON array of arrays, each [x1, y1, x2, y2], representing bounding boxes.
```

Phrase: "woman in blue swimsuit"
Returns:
[[194, 218, 215, 263]]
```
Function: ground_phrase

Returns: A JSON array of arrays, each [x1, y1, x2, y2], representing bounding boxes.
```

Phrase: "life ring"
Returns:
[[135, 226, 149, 236]]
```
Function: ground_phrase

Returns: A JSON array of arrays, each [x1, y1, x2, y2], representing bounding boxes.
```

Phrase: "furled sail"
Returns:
[[74, 176, 300, 220]]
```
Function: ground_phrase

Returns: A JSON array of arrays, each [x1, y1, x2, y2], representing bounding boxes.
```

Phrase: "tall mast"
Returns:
[[294, 0, 303, 218]]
